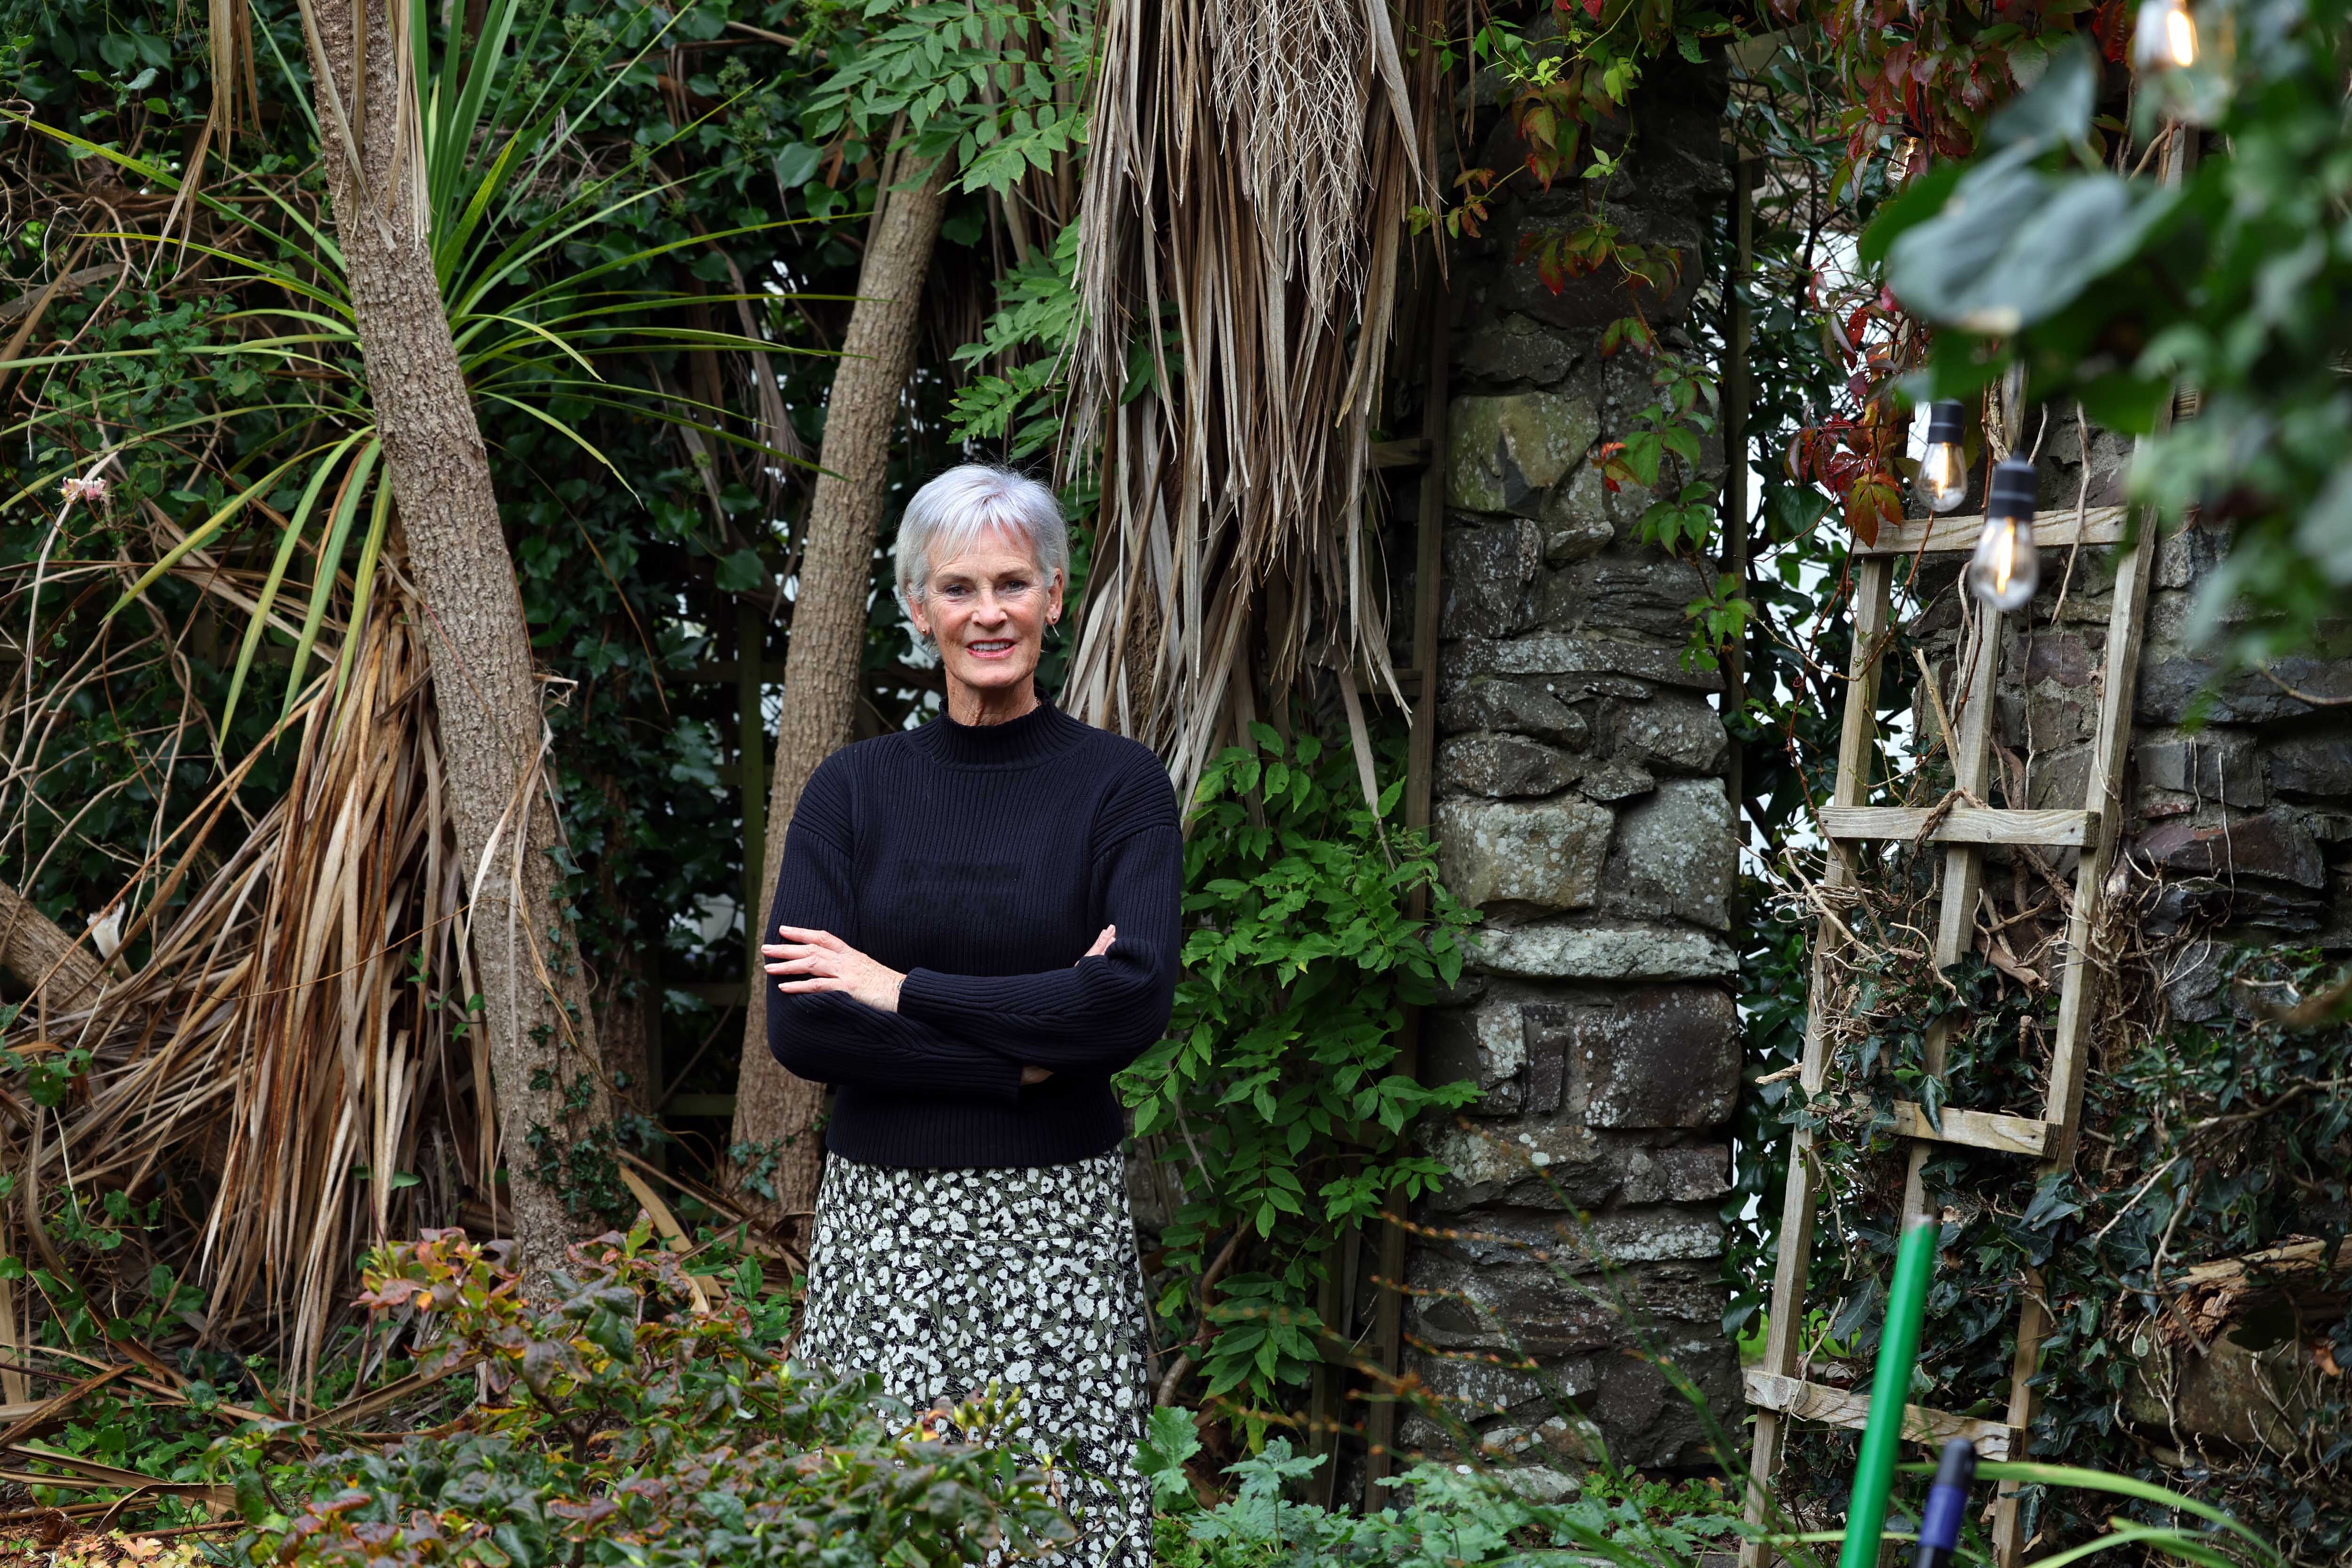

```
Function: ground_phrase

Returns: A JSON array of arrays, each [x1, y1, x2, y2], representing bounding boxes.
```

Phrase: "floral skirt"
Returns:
[[797, 1150, 1153, 1568]]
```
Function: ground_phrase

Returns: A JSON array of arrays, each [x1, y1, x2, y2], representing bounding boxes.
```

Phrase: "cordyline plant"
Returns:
[[217, 1227, 1075, 1568], [2, 0, 812, 1273]]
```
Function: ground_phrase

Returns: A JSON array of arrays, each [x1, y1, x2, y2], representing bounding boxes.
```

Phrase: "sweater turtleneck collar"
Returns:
[[912, 687, 1080, 767]]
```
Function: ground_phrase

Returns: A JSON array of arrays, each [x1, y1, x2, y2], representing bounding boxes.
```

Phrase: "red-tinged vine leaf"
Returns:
[[1843, 474, 1905, 547], [1537, 245, 1568, 296], [1583, 0, 1605, 17]]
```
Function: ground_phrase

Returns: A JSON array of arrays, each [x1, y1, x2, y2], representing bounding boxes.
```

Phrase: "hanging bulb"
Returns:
[[2133, 0, 2199, 71], [1916, 401, 1970, 514], [1968, 460, 2042, 613]]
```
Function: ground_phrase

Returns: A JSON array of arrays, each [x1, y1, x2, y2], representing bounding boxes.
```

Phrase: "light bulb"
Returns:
[[1968, 460, 2042, 613], [2133, 0, 2199, 71], [1916, 400, 1969, 514]]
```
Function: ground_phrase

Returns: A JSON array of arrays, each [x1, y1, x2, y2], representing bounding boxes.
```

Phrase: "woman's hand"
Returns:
[[763, 925, 906, 1013], [1017, 928, 1116, 1086]]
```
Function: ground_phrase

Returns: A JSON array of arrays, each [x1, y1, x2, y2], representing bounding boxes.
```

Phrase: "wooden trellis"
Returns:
[[1738, 121, 2193, 1565], [1736, 493, 2154, 1565]]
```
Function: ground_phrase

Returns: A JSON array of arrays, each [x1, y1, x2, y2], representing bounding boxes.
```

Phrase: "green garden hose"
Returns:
[[1838, 1214, 1942, 1568]]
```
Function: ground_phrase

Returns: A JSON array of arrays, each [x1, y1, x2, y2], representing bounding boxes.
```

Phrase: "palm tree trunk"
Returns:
[[728, 162, 949, 1241], [0, 877, 104, 1014], [302, 0, 609, 1268]]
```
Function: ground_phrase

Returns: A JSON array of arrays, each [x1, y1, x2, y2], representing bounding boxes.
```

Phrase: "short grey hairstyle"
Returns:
[[893, 464, 1069, 614]]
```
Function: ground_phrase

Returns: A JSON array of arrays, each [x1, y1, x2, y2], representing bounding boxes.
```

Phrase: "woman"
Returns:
[[760, 464, 1181, 1567]]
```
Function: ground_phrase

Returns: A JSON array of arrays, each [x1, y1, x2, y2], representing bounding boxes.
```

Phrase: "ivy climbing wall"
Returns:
[[1412, 56, 1743, 1480]]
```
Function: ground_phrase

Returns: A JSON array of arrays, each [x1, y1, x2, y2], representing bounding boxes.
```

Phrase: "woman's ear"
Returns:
[[1047, 568, 1065, 625]]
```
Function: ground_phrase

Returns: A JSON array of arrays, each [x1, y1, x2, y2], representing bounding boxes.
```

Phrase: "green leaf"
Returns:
[[1983, 38, 2099, 151], [1887, 166, 2176, 334], [1135, 1407, 1203, 1512], [772, 143, 823, 191], [1857, 160, 1964, 269], [715, 549, 771, 593]]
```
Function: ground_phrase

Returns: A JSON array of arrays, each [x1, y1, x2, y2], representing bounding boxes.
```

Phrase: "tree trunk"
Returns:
[[0, 878, 104, 1016], [728, 163, 949, 1240], [596, 943, 659, 1120], [303, 0, 609, 1267]]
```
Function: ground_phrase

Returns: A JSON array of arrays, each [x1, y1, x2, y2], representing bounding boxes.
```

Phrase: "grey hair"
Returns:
[[893, 464, 1069, 615]]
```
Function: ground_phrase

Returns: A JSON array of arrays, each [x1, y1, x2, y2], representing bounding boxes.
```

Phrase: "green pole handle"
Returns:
[[1838, 1215, 1941, 1568]]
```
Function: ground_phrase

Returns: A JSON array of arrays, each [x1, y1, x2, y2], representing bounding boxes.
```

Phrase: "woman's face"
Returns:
[[908, 527, 1062, 702]]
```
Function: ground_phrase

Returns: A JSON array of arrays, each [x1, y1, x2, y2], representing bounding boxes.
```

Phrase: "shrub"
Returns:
[[219, 1227, 1073, 1568], [1137, 1409, 1738, 1568]]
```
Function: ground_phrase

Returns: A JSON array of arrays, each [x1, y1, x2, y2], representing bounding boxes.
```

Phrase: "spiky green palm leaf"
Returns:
[[2, 0, 824, 736]]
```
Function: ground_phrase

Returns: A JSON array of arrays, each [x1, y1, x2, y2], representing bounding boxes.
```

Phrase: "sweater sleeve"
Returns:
[[895, 758, 1182, 1075], [763, 759, 1024, 1101]]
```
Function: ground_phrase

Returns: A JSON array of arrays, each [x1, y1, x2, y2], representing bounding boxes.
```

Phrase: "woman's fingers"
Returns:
[[764, 942, 843, 979], [775, 924, 844, 950], [1081, 923, 1117, 960]]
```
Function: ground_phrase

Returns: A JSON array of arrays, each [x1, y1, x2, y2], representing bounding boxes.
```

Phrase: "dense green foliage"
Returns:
[[1876, 8, 2352, 667], [1801, 940, 2350, 1552], [218, 1229, 1073, 1567], [1118, 721, 1479, 1419], [1140, 1406, 1743, 1568]]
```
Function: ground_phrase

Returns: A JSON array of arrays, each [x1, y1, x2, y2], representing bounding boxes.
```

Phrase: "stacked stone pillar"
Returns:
[[1406, 56, 1742, 1480]]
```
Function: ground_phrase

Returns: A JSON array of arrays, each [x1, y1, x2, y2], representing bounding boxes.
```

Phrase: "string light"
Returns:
[[2133, 0, 2200, 72], [1968, 460, 2042, 613], [1916, 401, 1969, 514]]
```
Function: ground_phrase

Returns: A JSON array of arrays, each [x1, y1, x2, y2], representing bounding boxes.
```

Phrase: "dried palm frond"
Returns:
[[1066, 0, 1441, 788], [1, 568, 483, 1396]]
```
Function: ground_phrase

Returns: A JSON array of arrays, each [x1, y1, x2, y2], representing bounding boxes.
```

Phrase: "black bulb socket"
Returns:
[[1986, 459, 2038, 522], [1923, 401, 1966, 446]]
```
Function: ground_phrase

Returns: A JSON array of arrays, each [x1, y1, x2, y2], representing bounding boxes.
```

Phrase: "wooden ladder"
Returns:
[[1737, 494, 2154, 1567]]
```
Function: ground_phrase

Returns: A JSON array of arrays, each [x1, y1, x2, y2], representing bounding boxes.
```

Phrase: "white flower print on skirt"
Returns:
[[796, 1150, 1153, 1568]]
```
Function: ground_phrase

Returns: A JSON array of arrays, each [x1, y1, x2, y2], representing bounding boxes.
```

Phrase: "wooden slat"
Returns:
[[1819, 805, 2096, 848], [1996, 415, 2171, 1568], [1992, 143, 2189, 1561], [1741, 556, 1893, 1565], [1363, 282, 1454, 1506], [1351, 667, 1423, 697], [1882, 1100, 2051, 1157], [1898, 608, 2004, 1232], [1856, 504, 2127, 558], [1743, 1371, 2020, 1460]]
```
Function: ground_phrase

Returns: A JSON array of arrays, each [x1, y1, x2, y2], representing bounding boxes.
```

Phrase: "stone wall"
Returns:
[[1933, 420, 2352, 1004], [1409, 56, 1742, 1482]]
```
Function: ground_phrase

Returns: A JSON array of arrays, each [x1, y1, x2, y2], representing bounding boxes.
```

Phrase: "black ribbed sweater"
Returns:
[[763, 696, 1183, 1169]]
